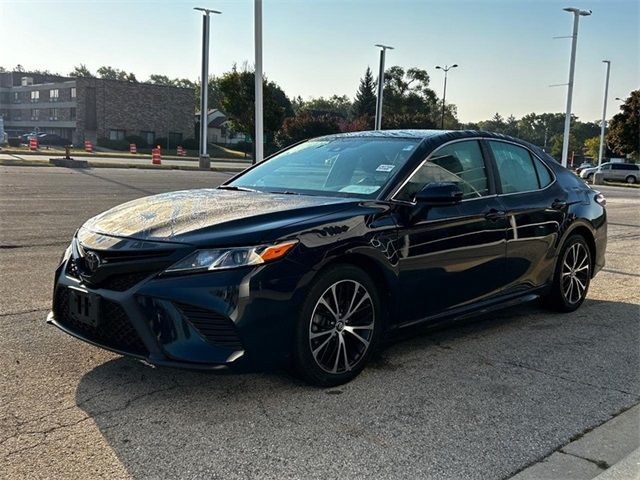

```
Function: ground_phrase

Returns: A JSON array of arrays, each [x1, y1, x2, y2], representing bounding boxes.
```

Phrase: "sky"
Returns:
[[1, 0, 638, 123]]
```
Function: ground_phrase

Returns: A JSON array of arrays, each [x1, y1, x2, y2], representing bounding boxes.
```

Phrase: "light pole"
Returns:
[[254, 0, 263, 164], [598, 60, 611, 166], [560, 7, 591, 167], [374, 44, 393, 130], [435, 64, 458, 129], [195, 7, 221, 170]]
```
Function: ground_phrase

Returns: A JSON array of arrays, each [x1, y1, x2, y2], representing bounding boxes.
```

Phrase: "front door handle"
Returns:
[[484, 209, 506, 221], [552, 199, 568, 209]]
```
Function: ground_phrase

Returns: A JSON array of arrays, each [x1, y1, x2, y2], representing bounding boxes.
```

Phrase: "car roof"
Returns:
[[316, 129, 528, 144]]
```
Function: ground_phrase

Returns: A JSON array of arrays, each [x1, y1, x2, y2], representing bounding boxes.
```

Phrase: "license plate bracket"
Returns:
[[69, 287, 101, 327]]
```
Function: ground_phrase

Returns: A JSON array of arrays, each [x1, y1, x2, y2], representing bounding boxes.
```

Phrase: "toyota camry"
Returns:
[[48, 130, 607, 386]]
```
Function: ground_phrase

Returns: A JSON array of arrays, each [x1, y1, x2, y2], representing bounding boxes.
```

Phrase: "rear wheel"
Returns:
[[586, 173, 594, 182], [543, 235, 592, 312], [626, 175, 636, 184], [293, 265, 380, 386]]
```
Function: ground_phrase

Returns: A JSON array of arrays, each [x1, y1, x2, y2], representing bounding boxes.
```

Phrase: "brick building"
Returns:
[[0, 71, 194, 146]]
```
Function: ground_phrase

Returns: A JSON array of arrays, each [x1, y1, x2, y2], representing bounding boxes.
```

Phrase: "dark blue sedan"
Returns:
[[49, 130, 607, 386]]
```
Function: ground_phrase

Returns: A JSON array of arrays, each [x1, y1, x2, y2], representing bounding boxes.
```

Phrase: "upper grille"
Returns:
[[53, 288, 148, 355], [175, 302, 243, 350]]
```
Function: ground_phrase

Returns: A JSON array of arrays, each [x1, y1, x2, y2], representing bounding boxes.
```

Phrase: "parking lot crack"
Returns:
[[493, 359, 638, 396]]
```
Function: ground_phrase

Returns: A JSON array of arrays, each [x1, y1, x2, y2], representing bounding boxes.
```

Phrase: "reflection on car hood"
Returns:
[[81, 189, 354, 244]]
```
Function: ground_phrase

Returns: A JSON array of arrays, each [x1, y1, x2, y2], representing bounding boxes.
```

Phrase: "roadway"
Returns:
[[0, 167, 638, 479]]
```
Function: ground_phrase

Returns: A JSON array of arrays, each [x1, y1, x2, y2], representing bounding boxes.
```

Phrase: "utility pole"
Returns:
[[560, 7, 591, 168], [254, 0, 263, 164], [194, 7, 221, 170], [374, 44, 393, 130], [598, 60, 611, 166], [435, 64, 458, 129]]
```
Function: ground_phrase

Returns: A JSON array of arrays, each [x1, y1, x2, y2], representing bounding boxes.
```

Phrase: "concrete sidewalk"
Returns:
[[510, 404, 640, 479], [0, 152, 250, 172]]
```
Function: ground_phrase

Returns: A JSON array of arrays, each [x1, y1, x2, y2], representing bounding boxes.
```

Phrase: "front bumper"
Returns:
[[49, 253, 308, 370]]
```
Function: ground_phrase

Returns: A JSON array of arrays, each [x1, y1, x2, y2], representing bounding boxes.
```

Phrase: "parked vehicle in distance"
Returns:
[[48, 130, 607, 386], [575, 162, 594, 175], [19, 132, 39, 144], [581, 162, 639, 184], [37, 133, 72, 147]]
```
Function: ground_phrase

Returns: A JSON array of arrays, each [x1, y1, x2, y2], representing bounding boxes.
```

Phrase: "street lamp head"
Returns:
[[451, 64, 459, 68], [435, 66, 442, 70], [602, 59, 610, 64], [194, 7, 222, 15], [374, 44, 394, 50], [563, 7, 591, 16]]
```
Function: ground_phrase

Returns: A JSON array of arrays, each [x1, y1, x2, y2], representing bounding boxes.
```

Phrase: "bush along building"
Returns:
[[0, 71, 194, 148]]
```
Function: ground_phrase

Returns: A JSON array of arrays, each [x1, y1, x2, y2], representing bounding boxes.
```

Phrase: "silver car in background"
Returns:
[[580, 162, 640, 184]]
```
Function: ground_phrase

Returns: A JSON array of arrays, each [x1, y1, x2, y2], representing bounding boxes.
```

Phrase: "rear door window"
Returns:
[[489, 141, 552, 193]]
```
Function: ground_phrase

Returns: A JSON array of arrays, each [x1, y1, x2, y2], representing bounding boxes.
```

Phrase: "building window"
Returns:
[[168, 132, 183, 145], [70, 87, 76, 99], [140, 131, 155, 145], [13, 110, 21, 120], [109, 129, 126, 140], [30, 91, 40, 102], [13, 92, 20, 103], [49, 108, 59, 120], [31, 109, 39, 120], [49, 89, 59, 102], [70, 108, 76, 121]]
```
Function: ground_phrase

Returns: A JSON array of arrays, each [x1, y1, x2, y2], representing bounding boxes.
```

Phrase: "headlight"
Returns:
[[164, 240, 298, 274]]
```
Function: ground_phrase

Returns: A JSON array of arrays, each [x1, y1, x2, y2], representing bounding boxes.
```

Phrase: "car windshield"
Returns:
[[227, 137, 421, 198]]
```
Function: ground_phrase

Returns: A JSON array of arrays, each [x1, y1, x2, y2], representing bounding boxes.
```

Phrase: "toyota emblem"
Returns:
[[84, 251, 101, 273]]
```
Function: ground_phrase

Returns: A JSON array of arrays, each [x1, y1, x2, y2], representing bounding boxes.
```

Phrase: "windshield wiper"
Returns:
[[269, 190, 304, 196], [218, 185, 261, 193]]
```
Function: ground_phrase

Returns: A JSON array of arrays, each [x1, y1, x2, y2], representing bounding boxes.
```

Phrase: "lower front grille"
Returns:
[[53, 288, 148, 355], [175, 302, 243, 350]]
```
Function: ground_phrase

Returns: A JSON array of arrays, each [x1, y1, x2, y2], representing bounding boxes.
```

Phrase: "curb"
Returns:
[[0, 158, 246, 173], [509, 404, 640, 480]]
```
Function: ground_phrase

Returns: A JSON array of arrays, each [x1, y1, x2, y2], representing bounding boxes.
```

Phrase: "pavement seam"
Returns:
[[0, 308, 50, 317]]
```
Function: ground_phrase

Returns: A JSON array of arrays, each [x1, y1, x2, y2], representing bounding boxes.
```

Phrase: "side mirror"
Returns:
[[413, 182, 464, 205]]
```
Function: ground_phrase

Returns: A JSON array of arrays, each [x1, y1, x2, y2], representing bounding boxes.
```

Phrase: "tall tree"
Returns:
[[217, 66, 293, 144], [148, 74, 173, 85], [69, 64, 94, 78], [297, 95, 353, 119], [275, 112, 342, 148], [607, 90, 639, 160], [352, 67, 377, 118]]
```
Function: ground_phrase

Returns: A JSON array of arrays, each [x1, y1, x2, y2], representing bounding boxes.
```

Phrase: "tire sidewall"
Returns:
[[293, 264, 381, 387]]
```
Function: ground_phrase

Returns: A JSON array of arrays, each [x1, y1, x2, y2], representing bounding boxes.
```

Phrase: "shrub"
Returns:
[[97, 138, 129, 150], [275, 112, 342, 148], [125, 134, 147, 148], [182, 137, 199, 150]]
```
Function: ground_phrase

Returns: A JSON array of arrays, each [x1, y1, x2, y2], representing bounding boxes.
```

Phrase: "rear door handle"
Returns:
[[484, 209, 506, 221], [552, 199, 567, 209]]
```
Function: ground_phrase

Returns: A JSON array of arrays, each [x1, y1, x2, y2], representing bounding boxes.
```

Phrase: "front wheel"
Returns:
[[293, 265, 381, 387], [626, 175, 636, 184], [543, 235, 592, 312]]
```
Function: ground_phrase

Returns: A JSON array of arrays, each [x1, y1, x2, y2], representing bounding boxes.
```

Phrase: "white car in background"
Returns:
[[580, 162, 640, 184]]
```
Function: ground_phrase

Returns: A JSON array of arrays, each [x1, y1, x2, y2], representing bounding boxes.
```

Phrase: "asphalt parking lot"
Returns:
[[1, 166, 638, 479]]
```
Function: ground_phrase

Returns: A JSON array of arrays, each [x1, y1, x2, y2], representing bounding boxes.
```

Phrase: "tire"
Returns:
[[543, 235, 592, 312], [586, 173, 594, 182], [293, 264, 381, 387], [626, 175, 636, 184]]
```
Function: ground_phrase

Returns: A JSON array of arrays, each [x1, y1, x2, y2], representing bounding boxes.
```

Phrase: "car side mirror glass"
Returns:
[[413, 182, 464, 205]]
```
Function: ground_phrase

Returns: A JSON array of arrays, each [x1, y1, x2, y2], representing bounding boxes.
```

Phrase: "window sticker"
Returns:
[[376, 164, 396, 172], [402, 145, 414, 151]]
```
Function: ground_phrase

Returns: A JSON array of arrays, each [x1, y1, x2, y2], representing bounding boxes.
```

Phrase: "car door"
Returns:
[[486, 140, 565, 294], [391, 139, 509, 323], [599, 163, 612, 180]]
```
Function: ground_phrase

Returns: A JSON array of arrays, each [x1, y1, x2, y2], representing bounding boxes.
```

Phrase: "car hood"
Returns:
[[81, 189, 357, 246]]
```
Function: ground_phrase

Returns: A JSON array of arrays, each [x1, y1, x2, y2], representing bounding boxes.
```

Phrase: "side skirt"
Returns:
[[394, 286, 550, 332]]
